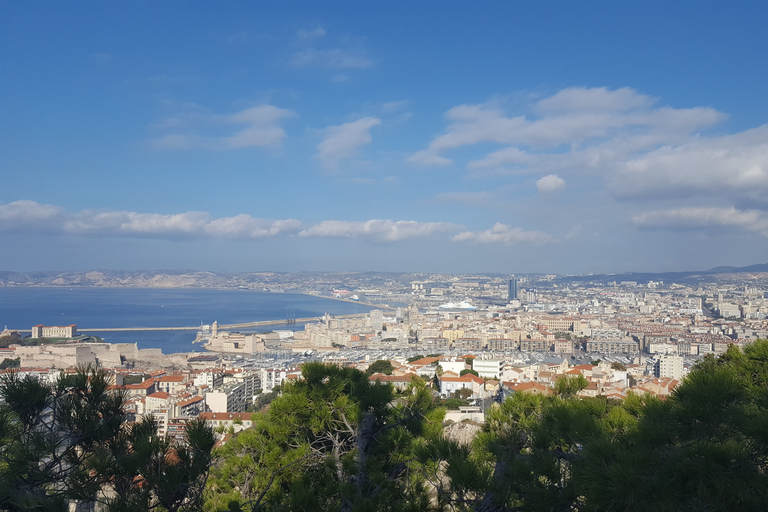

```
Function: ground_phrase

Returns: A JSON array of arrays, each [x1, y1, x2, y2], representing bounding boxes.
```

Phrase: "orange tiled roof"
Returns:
[[157, 375, 186, 382], [124, 378, 155, 389], [177, 395, 204, 407]]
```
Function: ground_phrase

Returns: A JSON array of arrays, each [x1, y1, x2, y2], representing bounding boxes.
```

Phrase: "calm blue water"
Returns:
[[0, 288, 374, 353]]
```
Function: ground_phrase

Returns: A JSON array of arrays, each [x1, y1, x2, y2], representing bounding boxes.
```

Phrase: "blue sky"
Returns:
[[2, 1, 767, 274]]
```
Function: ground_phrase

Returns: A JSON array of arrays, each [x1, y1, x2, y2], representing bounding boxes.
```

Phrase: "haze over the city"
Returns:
[[2, 2, 767, 274]]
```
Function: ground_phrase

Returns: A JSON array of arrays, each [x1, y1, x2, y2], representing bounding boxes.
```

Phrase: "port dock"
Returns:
[[40, 312, 372, 333]]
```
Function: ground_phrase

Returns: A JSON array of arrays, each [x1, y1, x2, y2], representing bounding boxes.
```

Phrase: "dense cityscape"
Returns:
[[3, 266, 767, 419], [2, 267, 768, 509], [3, 2, 768, 510]]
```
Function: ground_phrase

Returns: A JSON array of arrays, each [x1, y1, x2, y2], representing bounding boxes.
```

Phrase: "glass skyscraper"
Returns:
[[508, 278, 518, 301]]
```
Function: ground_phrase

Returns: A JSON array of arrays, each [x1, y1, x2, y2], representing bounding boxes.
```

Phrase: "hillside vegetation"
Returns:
[[207, 340, 768, 511]]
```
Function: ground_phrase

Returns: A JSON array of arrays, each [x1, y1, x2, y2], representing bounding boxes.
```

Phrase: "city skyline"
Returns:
[[2, 2, 767, 274]]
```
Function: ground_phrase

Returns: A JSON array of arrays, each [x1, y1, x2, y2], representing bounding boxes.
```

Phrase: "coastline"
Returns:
[[0, 284, 388, 307], [1, 287, 379, 357]]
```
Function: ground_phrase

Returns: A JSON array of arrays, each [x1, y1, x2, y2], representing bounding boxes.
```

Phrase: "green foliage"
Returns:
[[577, 339, 768, 511], [22, 337, 62, 346], [249, 387, 280, 412], [365, 359, 394, 376], [98, 416, 215, 512], [0, 332, 23, 348], [460, 369, 478, 377], [205, 339, 768, 511], [552, 373, 589, 397], [207, 363, 440, 512], [0, 366, 214, 512], [440, 398, 465, 410], [456, 388, 474, 400], [406, 355, 424, 363], [415, 339, 768, 511], [435, 389, 473, 410], [0, 366, 126, 511], [0, 357, 20, 369]]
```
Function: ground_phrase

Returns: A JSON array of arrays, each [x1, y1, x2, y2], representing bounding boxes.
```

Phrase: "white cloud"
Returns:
[[407, 86, 768, 208], [65, 211, 210, 235], [299, 219, 457, 242], [316, 117, 381, 168], [451, 223, 553, 245], [468, 147, 531, 170], [536, 174, 565, 193], [408, 104, 526, 166], [0, 201, 467, 243], [205, 216, 302, 237], [409, 87, 726, 183], [535, 86, 656, 114], [0, 200, 63, 232], [0, 201, 302, 239], [408, 150, 453, 166], [632, 207, 768, 237], [610, 125, 768, 199], [149, 105, 295, 150], [0, 200, 61, 222]]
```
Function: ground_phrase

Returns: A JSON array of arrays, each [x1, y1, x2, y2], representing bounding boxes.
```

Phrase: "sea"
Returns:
[[0, 288, 376, 354]]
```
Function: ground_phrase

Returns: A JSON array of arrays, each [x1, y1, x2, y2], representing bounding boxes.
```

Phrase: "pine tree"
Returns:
[[206, 363, 441, 512], [0, 366, 215, 512]]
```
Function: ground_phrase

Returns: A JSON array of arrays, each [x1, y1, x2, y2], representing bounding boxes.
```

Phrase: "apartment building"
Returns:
[[655, 354, 685, 380], [205, 382, 247, 413], [520, 338, 549, 352], [585, 340, 639, 354], [472, 359, 503, 379]]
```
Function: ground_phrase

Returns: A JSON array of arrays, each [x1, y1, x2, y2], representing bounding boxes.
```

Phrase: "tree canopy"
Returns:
[[206, 362, 442, 512], [364, 359, 394, 376], [419, 339, 768, 511], [0, 366, 215, 512], [205, 340, 768, 511]]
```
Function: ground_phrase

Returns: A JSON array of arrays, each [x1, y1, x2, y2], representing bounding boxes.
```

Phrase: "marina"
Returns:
[[0, 288, 376, 354]]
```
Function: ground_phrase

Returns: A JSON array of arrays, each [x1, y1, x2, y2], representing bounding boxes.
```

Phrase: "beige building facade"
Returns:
[[31, 324, 77, 338]]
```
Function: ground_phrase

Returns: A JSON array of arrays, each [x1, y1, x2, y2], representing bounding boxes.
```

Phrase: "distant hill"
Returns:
[[555, 263, 768, 285], [0, 270, 262, 288], [0, 269, 431, 290], [707, 263, 768, 273], [0, 264, 766, 288]]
